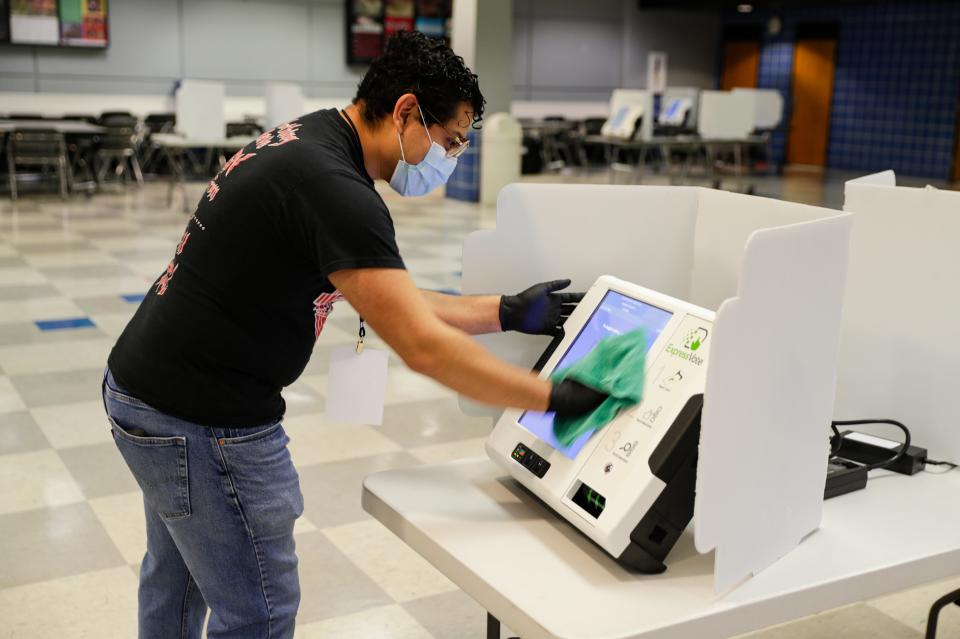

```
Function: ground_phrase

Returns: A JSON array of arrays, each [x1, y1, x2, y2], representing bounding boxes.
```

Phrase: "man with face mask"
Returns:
[[103, 31, 606, 638]]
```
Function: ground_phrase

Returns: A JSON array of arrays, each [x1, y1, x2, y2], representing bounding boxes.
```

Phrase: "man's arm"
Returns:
[[330, 268, 551, 410], [420, 290, 501, 335], [421, 279, 585, 336]]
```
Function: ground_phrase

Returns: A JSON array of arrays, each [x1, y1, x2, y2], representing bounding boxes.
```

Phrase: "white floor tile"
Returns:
[[31, 400, 112, 449], [0, 449, 85, 514], [1, 229, 86, 245], [408, 438, 488, 464], [868, 574, 960, 634], [49, 275, 153, 298], [21, 251, 120, 268], [0, 298, 86, 323], [0, 375, 27, 414], [89, 236, 175, 252], [284, 412, 402, 467], [90, 312, 136, 338], [296, 604, 434, 639], [0, 566, 138, 638], [0, 338, 113, 375], [300, 367, 453, 407], [88, 491, 146, 565], [324, 520, 458, 603], [0, 267, 48, 286]]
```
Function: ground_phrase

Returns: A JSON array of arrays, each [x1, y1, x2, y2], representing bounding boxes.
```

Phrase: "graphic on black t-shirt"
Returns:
[[109, 109, 405, 427]]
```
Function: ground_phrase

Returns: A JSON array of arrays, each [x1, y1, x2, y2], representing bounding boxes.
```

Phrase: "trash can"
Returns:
[[479, 113, 521, 205]]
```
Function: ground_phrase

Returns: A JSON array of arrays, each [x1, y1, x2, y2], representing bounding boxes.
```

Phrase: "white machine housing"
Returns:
[[487, 275, 715, 572]]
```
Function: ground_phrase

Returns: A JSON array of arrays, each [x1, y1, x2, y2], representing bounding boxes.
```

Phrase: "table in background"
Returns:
[[0, 119, 106, 135], [152, 133, 252, 212], [583, 134, 769, 184]]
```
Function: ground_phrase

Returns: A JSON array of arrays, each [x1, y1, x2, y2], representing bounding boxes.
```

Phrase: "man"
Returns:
[[104, 32, 605, 638]]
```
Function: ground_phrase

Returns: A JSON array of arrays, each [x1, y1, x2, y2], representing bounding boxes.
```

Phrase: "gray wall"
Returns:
[[0, 0, 721, 104], [513, 0, 721, 101], [0, 0, 363, 98]]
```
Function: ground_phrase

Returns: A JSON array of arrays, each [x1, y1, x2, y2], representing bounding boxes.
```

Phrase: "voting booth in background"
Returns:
[[657, 86, 700, 134], [698, 90, 755, 139], [175, 79, 225, 140], [839, 171, 960, 464], [265, 82, 305, 130], [601, 89, 653, 140], [462, 183, 851, 592], [732, 88, 784, 132]]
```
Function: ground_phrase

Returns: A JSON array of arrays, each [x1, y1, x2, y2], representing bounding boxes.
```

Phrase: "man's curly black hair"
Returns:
[[353, 31, 485, 129]]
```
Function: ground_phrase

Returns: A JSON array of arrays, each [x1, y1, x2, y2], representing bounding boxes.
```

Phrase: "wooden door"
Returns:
[[721, 40, 760, 90], [787, 38, 837, 167]]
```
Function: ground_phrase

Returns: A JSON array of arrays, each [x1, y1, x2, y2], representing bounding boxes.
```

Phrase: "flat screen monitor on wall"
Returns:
[[4, 0, 109, 48]]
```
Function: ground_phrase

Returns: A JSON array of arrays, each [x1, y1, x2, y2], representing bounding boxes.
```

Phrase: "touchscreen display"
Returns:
[[518, 290, 673, 459]]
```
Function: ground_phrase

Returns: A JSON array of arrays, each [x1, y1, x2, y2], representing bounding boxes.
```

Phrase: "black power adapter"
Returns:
[[835, 430, 928, 476], [824, 458, 868, 499]]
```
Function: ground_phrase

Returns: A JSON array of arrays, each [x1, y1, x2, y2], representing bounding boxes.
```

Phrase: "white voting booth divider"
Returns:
[[698, 90, 755, 139], [600, 89, 653, 140], [175, 79, 225, 140], [838, 171, 960, 463], [264, 82, 305, 130], [731, 88, 784, 131], [461, 183, 852, 592]]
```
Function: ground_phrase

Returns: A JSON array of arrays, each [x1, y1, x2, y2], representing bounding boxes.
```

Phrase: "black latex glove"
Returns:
[[499, 279, 584, 336], [548, 379, 608, 417]]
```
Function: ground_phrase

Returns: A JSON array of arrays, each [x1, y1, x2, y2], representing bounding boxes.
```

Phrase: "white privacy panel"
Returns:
[[695, 214, 853, 593], [732, 88, 784, 130], [698, 90, 755, 139], [461, 183, 851, 593], [461, 183, 700, 377], [839, 172, 960, 462]]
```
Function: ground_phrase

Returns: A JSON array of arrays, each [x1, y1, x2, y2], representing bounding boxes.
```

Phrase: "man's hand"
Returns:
[[548, 379, 608, 417], [500, 279, 584, 336]]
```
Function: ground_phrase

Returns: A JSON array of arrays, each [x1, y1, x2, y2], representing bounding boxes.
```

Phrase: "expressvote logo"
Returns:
[[665, 327, 709, 365]]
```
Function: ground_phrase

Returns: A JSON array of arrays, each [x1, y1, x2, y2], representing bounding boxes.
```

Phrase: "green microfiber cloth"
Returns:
[[550, 329, 646, 447]]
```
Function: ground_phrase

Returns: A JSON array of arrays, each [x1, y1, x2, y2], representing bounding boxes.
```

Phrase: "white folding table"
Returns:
[[152, 133, 253, 212], [363, 457, 960, 639]]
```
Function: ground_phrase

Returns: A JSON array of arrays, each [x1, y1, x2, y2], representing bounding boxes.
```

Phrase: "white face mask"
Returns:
[[389, 108, 458, 197]]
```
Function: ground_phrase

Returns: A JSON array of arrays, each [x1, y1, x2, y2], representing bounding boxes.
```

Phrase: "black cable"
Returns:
[[925, 459, 959, 470], [831, 418, 911, 472], [829, 423, 843, 456]]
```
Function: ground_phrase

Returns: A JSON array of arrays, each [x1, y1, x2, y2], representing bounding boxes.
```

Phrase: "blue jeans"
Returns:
[[103, 368, 303, 639]]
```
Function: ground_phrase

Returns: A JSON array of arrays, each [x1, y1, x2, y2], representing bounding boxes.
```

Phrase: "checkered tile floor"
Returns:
[[0, 176, 957, 638]]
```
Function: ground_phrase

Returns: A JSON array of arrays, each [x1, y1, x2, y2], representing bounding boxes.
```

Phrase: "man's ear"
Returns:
[[392, 93, 419, 134]]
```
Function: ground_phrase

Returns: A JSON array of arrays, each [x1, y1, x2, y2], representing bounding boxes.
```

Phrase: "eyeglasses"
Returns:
[[420, 106, 470, 158]]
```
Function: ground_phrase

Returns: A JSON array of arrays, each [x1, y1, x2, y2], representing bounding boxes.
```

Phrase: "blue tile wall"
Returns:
[[445, 129, 481, 202], [727, 1, 960, 180]]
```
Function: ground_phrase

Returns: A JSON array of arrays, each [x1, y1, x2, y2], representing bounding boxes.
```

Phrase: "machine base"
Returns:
[[616, 394, 703, 574]]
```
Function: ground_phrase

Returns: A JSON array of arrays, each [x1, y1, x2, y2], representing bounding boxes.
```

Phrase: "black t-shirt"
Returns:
[[108, 109, 405, 426]]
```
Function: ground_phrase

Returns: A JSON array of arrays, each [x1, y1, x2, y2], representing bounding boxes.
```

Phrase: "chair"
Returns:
[[59, 115, 100, 183], [6, 128, 71, 200], [226, 121, 263, 138], [99, 110, 133, 121], [62, 114, 98, 123], [96, 118, 144, 186], [141, 113, 176, 174]]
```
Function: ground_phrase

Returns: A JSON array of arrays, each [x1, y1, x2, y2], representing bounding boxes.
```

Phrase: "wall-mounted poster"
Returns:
[[10, 0, 59, 45], [345, 0, 451, 64], [59, 0, 108, 48], [384, 0, 414, 40], [414, 0, 449, 41], [347, 0, 384, 64]]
